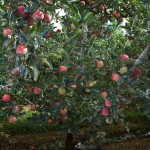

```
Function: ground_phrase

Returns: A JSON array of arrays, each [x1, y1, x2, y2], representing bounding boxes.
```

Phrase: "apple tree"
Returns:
[[0, 0, 150, 149]]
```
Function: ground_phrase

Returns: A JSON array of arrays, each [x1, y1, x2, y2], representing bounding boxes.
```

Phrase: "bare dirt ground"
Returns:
[[101, 137, 150, 150], [0, 133, 150, 150]]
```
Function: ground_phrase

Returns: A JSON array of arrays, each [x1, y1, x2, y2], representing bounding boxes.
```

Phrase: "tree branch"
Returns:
[[130, 45, 150, 72]]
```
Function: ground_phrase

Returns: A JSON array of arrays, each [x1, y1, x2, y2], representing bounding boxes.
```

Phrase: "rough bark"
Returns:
[[64, 132, 76, 150]]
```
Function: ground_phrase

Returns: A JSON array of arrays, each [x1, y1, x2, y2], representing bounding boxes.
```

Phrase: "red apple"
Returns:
[[12, 106, 21, 113], [17, 6, 28, 17], [33, 10, 44, 21], [111, 73, 120, 82], [70, 84, 77, 89], [112, 12, 120, 18], [50, 136, 56, 142], [101, 91, 108, 98], [96, 60, 104, 68], [16, 44, 27, 55], [121, 54, 129, 61], [8, 116, 16, 123], [105, 100, 112, 107], [2, 94, 11, 102], [43, 0, 52, 3], [80, 0, 86, 5], [48, 119, 55, 124], [50, 103, 55, 109], [102, 108, 109, 116], [59, 66, 67, 73], [60, 108, 67, 115], [44, 13, 52, 23], [132, 68, 142, 79], [33, 86, 41, 94], [99, 5, 107, 11], [3, 28, 12, 37], [30, 104, 37, 111]]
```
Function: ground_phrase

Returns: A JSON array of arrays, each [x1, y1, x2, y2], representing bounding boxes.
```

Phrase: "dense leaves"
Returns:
[[0, 0, 150, 135]]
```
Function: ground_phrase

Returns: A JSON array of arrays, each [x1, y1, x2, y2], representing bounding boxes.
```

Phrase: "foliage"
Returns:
[[0, 0, 150, 141]]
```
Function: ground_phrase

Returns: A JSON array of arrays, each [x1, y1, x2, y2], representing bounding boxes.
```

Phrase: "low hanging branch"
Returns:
[[130, 45, 150, 72]]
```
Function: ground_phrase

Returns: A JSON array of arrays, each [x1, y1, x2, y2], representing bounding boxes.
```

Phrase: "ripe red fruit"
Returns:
[[99, 5, 107, 11], [121, 54, 129, 61], [96, 60, 104, 68], [3, 28, 12, 37], [101, 91, 108, 98], [17, 6, 28, 17], [59, 66, 67, 73], [70, 84, 77, 89], [60, 108, 67, 115], [80, 0, 86, 5], [105, 100, 112, 107], [2, 94, 11, 102], [102, 108, 109, 116], [112, 12, 120, 18], [50, 136, 56, 142], [50, 103, 55, 109], [44, 13, 52, 23], [8, 116, 16, 123], [111, 73, 120, 82], [132, 68, 142, 79], [33, 86, 41, 94], [12, 106, 21, 113], [33, 10, 44, 21], [48, 119, 55, 124], [30, 104, 37, 111], [16, 44, 27, 55], [43, 0, 52, 3]]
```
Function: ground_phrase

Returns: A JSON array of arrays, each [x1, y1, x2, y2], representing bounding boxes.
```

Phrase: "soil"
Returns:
[[101, 137, 150, 150], [1, 120, 150, 150], [0, 133, 150, 150]]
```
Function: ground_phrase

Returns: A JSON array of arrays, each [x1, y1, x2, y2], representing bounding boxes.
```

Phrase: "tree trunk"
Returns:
[[64, 132, 76, 150]]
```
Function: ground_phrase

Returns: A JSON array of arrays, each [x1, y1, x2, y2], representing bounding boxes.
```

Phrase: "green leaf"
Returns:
[[84, 12, 93, 23], [70, 16, 79, 28], [42, 58, 53, 69]]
